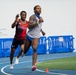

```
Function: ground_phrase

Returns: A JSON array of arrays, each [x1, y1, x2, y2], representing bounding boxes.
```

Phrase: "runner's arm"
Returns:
[[11, 14, 19, 28], [41, 29, 46, 36], [28, 16, 39, 29]]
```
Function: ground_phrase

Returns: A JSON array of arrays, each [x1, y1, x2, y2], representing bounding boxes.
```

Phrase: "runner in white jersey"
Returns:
[[26, 5, 45, 71], [16, 5, 45, 71], [27, 14, 42, 38]]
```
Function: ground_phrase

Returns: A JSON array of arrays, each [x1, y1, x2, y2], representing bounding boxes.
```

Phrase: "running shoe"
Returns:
[[15, 57, 19, 64], [10, 64, 13, 69], [32, 65, 37, 71]]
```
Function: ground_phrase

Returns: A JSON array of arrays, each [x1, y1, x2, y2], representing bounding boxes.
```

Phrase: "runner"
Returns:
[[24, 5, 45, 71], [10, 11, 28, 69]]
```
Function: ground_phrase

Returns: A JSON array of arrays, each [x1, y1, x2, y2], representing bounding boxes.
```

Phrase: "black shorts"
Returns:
[[11, 38, 25, 49]]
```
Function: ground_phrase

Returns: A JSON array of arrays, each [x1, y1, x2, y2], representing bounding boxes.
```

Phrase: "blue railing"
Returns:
[[46, 35, 74, 53], [0, 35, 75, 57]]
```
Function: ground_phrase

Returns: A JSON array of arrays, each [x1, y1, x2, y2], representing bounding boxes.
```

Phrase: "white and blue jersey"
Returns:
[[27, 14, 43, 41]]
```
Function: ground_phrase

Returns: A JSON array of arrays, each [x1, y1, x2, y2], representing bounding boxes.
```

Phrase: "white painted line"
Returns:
[[1, 64, 12, 75], [1, 60, 31, 75], [0, 59, 75, 65], [1, 60, 67, 75], [36, 61, 67, 75], [0, 58, 67, 75], [0, 57, 51, 65], [0, 62, 9, 64], [36, 69, 67, 75]]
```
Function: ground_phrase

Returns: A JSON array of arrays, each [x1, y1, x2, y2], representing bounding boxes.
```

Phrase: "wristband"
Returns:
[[36, 22, 39, 25]]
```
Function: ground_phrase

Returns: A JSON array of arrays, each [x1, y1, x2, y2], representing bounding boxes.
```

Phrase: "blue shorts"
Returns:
[[26, 35, 34, 41]]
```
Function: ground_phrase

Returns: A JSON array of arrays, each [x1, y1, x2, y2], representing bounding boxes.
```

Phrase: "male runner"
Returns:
[[10, 11, 28, 69], [24, 5, 45, 71]]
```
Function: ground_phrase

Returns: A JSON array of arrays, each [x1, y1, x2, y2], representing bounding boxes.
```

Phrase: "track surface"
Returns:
[[0, 52, 76, 75]]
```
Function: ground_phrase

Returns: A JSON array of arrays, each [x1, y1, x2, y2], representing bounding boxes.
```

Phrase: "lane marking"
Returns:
[[1, 60, 31, 75], [0, 59, 75, 65], [0, 57, 63, 65], [36, 61, 67, 75], [0, 62, 9, 64], [1, 64, 12, 75], [1, 60, 67, 75], [36, 69, 67, 75]]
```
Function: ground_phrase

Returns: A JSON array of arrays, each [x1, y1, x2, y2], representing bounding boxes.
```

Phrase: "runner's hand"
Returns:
[[41, 30, 46, 36], [15, 14, 19, 22], [39, 17, 43, 23]]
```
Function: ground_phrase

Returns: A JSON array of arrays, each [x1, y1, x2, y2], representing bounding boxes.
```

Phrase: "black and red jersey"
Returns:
[[14, 19, 28, 40]]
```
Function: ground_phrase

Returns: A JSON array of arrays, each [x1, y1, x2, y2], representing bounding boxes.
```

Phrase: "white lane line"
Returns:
[[1, 64, 13, 75], [1, 60, 67, 75], [36, 69, 67, 75], [0, 62, 9, 64], [0, 57, 57, 65], [1, 60, 31, 75], [36, 61, 67, 75], [0, 59, 75, 65]]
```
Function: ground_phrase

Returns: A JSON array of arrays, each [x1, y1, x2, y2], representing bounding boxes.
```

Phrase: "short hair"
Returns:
[[20, 11, 27, 15], [34, 5, 40, 10]]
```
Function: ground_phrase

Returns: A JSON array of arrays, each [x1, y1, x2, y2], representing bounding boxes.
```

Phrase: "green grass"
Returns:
[[37, 57, 76, 70]]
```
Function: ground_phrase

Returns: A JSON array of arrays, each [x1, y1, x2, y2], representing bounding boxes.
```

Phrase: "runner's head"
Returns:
[[34, 5, 41, 15], [20, 11, 27, 21]]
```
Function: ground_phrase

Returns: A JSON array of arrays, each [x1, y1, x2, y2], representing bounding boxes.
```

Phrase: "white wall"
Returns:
[[0, 0, 76, 51]]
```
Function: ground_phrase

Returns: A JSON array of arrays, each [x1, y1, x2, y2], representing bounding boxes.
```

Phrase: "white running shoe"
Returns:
[[15, 57, 19, 64], [10, 64, 13, 70]]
